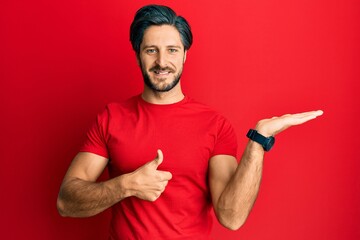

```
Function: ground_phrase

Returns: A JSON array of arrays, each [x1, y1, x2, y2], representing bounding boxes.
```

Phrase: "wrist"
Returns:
[[254, 124, 272, 137], [114, 173, 134, 199], [244, 140, 265, 163], [247, 139, 265, 152], [247, 129, 275, 152]]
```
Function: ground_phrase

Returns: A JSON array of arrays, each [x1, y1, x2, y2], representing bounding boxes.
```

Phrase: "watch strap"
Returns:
[[246, 129, 275, 151]]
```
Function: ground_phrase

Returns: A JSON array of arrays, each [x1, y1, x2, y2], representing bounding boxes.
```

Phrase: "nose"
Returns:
[[155, 51, 167, 68]]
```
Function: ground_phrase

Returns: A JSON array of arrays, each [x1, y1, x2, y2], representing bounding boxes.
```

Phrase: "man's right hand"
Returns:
[[57, 150, 172, 217], [126, 149, 173, 202]]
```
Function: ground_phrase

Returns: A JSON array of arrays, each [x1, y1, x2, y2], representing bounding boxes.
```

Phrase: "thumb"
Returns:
[[153, 149, 163, 168]]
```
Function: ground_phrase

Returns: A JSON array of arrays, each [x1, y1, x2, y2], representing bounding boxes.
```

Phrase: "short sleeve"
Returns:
[[211, 116, 238, 158], [79, 106, 110, 159]]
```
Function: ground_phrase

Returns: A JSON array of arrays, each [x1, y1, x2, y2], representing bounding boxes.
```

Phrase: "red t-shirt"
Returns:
[[80, 95, 237, 239]]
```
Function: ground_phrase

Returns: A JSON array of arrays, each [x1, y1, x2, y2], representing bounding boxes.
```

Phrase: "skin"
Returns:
[[209, 111, 323, 229], [57, 25, 323, 230], [137, 25, 187, 104]]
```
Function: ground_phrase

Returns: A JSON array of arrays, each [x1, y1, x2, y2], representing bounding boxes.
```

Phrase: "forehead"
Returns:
[[141, 25, 184, 49]]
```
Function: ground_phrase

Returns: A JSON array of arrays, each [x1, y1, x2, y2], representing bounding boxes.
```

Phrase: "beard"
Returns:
[[141, 63, 183, 92]]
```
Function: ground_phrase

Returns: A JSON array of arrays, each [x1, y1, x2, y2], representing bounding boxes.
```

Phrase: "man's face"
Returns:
[[138, 25, 187, 92]]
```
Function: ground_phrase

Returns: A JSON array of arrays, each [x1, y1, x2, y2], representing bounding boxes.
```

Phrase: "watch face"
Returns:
[[265, 137, 275, 151]]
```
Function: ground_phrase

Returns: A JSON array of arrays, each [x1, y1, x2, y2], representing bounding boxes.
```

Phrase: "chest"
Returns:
[[105, 110, 217, 178]]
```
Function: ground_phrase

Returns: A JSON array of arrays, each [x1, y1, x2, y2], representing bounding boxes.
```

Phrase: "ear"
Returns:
[[183, 50, 187, 63]]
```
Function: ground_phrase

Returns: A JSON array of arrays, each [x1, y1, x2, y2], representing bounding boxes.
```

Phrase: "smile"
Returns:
[[154, 70, 170, 75]]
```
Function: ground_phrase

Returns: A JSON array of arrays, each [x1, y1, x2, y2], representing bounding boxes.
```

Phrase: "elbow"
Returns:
[[216, 209, 249, 231], [56, 195, 70, 217], [56, 192, 98, 218], [56, 197, 66, 217], [218, 217, 245, 231]]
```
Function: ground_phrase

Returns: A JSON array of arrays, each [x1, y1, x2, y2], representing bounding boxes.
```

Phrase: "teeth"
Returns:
[[155, 71, 169, 75]]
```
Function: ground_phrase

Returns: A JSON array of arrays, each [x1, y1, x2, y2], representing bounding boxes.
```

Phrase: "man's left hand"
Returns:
[[255, 110, 324, 137]]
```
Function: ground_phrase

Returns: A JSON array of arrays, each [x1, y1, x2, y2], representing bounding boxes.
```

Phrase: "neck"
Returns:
[[141, 83, 184, 105]]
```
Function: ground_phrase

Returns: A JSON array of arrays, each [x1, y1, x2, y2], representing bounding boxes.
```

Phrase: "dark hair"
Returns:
[[130, 5, 193, 54]]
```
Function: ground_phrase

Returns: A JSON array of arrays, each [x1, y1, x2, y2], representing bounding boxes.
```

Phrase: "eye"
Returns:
[[146, 49, 157, 54], [168, 48, 178, 53]]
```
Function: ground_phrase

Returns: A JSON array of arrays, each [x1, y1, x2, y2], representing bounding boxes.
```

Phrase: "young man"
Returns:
[[57, 5, 323, 239]]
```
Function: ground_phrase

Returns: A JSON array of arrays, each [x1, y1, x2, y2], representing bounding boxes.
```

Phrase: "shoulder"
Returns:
[[103, 95, 143, 116], [106, 95, 139, 110], [95, 95, 141, 123]]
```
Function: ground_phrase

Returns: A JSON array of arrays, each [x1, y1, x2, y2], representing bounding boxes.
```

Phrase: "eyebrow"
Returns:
[[166, 45, 182, 49], [142, 45, 182, 49]]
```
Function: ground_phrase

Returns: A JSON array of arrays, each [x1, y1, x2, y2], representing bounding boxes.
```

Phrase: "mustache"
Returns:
[[149, 65, 175, 73]]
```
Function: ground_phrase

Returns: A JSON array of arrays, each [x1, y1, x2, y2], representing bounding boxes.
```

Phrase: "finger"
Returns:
[[292, 110, 323, 118], [283, 110, 323, 124], [147, 150, 163, 169], [157, 180, 170, 192], [314, 110, 324, 116], [296, 110, 323, 121], [153, 149, 163, 167], [158, 170, 173, 181]]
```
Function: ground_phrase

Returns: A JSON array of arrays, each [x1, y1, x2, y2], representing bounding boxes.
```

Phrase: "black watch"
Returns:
[[246, 129, 275, 151]]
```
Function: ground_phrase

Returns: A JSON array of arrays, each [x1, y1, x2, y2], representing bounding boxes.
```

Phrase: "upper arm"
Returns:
[[209, 155, 238, 208], [62, 152, 109, 183]]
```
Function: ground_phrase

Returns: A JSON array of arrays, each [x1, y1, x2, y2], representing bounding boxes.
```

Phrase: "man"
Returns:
[[57, 5, 323, 239]]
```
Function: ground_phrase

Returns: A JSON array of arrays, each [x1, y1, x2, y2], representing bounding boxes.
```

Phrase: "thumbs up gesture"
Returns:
[[126, 150, 173, 202]]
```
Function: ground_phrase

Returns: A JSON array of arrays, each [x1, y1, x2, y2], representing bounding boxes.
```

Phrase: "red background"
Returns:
[[1, 0, 359, 239]]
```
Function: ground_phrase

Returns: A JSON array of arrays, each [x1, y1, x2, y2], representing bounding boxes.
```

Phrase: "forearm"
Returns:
[[215, 141, 264, 230], [213, 110, 323, 230], [57, 174, 130, 217], [57, 150, 172, 217]]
